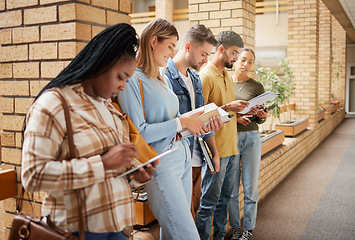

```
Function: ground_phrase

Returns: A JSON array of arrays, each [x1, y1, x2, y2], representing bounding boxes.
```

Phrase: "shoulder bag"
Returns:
[[111, 76, 158, 163], [8, 89, 84, 240]]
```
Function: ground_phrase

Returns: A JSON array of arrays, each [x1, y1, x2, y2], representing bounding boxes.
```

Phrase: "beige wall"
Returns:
[[189, 0, 256, 48], [347, 45, 355, 112], [255, 11, 288, 70], [332, 16, 347, 107], [255, 12, 288, 48], [288, 0, 320, 127], [318, 1, 332, 117]]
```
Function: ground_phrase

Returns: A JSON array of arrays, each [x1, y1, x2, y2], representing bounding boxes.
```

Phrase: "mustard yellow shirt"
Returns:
[[200, 62, 238, 158]]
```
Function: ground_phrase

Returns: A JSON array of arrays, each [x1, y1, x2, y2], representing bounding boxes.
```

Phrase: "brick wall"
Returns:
[[318, 2, 332, 118], [189, 0, 256, 48], [331, 16, 346, 107], [287, 0, 320, 128], [0, 1, 131, 238]]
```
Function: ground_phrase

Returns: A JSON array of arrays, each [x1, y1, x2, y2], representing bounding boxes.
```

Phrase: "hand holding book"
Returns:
[[248, 104, 276, 121], [179, 110, 210, 137], [225, 100, 250, 112], [237, 104, 276, 125], [178, 103, 233, 138]]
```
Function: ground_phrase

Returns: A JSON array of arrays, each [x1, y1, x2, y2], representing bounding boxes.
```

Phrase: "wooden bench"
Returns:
[[0, 169, 17, 201]]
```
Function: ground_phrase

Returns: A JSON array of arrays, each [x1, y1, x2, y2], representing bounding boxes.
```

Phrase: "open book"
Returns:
[[239, 91, 279, 114], [179, 103, 232, 138]]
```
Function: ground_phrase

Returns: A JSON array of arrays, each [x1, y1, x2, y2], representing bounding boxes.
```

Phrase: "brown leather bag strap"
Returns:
[[135, 73, 145, 118], [57, 91, 76, 159], [132, 74, 147, 203], [55, 89, 85, 240]]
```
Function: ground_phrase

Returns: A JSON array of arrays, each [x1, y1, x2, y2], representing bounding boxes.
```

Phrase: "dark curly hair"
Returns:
[[215, 31, 244, 51]]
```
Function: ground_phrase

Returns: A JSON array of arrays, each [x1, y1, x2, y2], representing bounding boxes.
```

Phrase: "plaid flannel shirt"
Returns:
[[22, 85, 139, 233]]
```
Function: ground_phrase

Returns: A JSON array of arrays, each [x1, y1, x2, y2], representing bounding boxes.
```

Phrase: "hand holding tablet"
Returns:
[[119, 146, 176, 178]]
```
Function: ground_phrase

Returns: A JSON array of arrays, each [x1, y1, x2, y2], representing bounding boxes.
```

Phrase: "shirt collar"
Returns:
[[166, 58, 181, 80], [167, 58, 200, 83], [207, 62, 232, 81], [72, 84, 112, 105]]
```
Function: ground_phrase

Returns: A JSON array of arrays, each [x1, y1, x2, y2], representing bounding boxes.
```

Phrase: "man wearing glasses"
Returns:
[[195, 31, 249, 240]]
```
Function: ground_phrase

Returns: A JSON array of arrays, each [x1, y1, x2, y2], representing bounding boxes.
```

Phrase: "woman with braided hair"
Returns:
[[21, 23, 156, 240]]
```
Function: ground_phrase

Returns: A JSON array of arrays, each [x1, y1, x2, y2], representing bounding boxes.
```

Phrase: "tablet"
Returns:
[[119, 146, 176, 178]]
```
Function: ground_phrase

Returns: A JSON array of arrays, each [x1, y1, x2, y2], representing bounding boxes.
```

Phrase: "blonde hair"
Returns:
[[137, 18, 179, 81]]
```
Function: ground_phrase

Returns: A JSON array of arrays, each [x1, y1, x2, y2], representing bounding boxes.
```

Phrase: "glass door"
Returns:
[[346, 65, 355, 114]]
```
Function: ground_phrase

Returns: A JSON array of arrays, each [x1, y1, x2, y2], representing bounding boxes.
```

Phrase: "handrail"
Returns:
[[131, 17, 156, 24], [130, 8, 189, 24], [256, 0, 288, 14], [130, 11, 155, 18], [256, 7, 288, 14], [256, 0, 287, 7], [173, 8, 188, 14], [130, 0, 287, 24]]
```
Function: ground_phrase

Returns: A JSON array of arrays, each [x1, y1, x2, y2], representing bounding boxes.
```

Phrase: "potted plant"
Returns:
[[273, 58, 308, 137], [255, 65, 287, 132], [255, 66, 285, 156]]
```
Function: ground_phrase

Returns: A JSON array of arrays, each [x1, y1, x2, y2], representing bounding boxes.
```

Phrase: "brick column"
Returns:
[[318, 2, 332, 118], [156, 0, 174, 22], [0, 1, 131, 238], [189, 0, 256, 48], [331, 16, 346, 108], [287, 0, 319, 128]]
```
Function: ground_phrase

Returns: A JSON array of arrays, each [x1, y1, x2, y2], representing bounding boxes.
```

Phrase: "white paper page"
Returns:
[[239, 91, 279, 114], [180, 102, 218, 117], [218, 107, 228, 118]]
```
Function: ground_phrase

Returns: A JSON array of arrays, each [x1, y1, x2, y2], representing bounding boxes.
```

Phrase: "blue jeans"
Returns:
[[72, 231, 127, 240], [196, 154, 239, 240], [228, 130, 262, 231], [145, 140, 199, 240]]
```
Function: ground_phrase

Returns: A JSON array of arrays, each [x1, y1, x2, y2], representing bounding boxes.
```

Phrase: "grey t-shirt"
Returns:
[[234, 78, 265, 132]]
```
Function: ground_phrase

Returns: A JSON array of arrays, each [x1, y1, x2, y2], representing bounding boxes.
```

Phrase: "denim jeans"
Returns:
[[195, 154, 239, 240], [228, 130, 262, 231], [145, 140, 199, 240], [72, 231, 127, 240]]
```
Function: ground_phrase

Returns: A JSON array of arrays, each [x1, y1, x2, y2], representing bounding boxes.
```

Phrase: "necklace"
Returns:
[[237, 81, 246, 93]]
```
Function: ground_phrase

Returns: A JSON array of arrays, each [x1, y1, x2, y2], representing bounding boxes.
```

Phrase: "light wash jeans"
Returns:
[[145, 140, 199, 240], [228, 130, 262, 231], [195, 154, 239, 240]]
